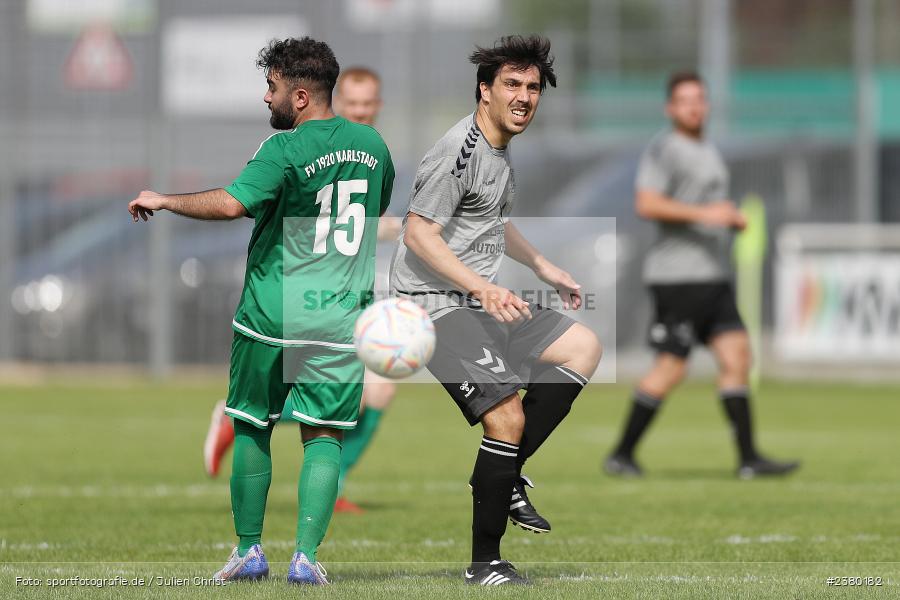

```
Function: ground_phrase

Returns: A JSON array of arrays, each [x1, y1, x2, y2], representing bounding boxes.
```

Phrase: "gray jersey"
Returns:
[[637, 129, 731, 284], [390, 113, 514, 319]]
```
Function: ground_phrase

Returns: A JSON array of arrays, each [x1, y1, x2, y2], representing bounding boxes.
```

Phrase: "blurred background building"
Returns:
[[0, 0, 897, 378]]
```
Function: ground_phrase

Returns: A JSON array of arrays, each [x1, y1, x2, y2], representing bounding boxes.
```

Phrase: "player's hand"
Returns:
[[128, 190, 167, 222], [700, 201, 746, 231], [535, 258, 582, 310], [472, 284, 531, 323]]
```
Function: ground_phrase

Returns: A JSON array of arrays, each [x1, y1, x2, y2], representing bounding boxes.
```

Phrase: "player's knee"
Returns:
[[500, 414, 525, 440], [552, 323, 602, 377], [364, 382, 396, 409], [377, 382, 398, 405], [666, 362, 688, 388], [722, 347, 751, 378], [482, 394, 525, 441], [300, 425, 343, 444], [580, 327, 603, 376], [497, 406, 525, 438], [739, 341, 754, 371], [646, 355, 687, 394]]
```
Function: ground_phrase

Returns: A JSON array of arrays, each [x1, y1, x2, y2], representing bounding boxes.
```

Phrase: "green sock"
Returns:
[[338, 407, 384, 495], [231, 420, 273, 556], [296, 436, 342, 562]]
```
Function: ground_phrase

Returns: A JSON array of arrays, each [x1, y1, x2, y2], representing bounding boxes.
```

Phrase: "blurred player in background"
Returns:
[[332, 67, 402, 513], [131, 37, 394, 584], [604, 71, 799, 480], [204, 67, 402, 515], [391, 35, 602, 585]]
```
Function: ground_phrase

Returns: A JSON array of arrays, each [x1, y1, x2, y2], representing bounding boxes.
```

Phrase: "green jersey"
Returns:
[[225, 116, 394, 349]]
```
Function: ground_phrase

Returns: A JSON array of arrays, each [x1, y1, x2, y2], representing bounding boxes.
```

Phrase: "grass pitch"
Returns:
[[1, 378, 898, 599]]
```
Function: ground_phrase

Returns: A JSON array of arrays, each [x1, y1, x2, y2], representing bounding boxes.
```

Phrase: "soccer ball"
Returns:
[[354, 298, 436, 379]]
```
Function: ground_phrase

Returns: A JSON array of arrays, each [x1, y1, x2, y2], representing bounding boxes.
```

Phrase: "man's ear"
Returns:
[[293, 87, 310, 111], [479, 81, 491, 105]]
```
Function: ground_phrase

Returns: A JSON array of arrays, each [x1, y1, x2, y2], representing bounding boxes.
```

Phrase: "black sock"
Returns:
[[612, 389, 663, 458], [720, 388, 758, 463], [471, 436, 519, 565], [516, 365, 588, 472]]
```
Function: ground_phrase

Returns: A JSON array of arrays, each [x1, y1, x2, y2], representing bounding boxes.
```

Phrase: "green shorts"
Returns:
[[225, 332, 364, 430]]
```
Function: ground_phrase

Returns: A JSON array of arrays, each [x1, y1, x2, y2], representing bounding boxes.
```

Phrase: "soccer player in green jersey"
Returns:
[[128, 37, 394, 585], [202, 66, 400, 515]]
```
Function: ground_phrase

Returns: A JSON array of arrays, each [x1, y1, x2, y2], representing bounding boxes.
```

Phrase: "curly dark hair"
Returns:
[[256, 37, 339, 103], [469, 35, 557, 102]]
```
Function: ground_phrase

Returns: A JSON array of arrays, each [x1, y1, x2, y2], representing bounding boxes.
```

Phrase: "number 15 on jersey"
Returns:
[[313, 179, 368, 256]]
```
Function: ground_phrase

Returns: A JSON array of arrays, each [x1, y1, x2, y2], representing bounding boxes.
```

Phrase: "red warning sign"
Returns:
[[64, 25, 133, 91]]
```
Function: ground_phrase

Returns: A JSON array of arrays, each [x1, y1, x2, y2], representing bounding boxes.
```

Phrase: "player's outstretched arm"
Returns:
[[636, 188, 745, 230], [504, 221, 582, 310], [128, 189, 247, 222], [404, 212, 530, 322]]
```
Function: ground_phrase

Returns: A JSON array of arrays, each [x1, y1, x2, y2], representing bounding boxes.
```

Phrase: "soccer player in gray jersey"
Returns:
[[604, 71, 799, 480], [390, 35, 602, 586]]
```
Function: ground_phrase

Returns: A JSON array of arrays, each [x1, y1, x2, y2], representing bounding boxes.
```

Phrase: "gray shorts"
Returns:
[[427, 305, 575, 426]]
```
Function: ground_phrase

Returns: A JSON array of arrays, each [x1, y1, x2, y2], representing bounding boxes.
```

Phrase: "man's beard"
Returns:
[[676, 119, 704, 138], [269, 100, 296, 130]]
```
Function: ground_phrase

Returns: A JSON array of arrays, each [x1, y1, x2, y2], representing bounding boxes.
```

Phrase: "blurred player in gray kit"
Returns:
[[604, 71, 799, 480]]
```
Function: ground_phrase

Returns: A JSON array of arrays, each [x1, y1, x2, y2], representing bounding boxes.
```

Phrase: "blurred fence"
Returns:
[[1, 0, 898, 372]]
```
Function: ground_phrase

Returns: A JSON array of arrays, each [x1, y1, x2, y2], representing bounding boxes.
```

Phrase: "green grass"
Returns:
[[1, 379, 898, 599]]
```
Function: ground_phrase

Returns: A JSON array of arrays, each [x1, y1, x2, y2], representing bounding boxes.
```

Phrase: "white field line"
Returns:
[[725, 534, 800, 545], [7, 480, 900, 500], [2, 481, 473, 499], [3, 534, 896, 556]]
